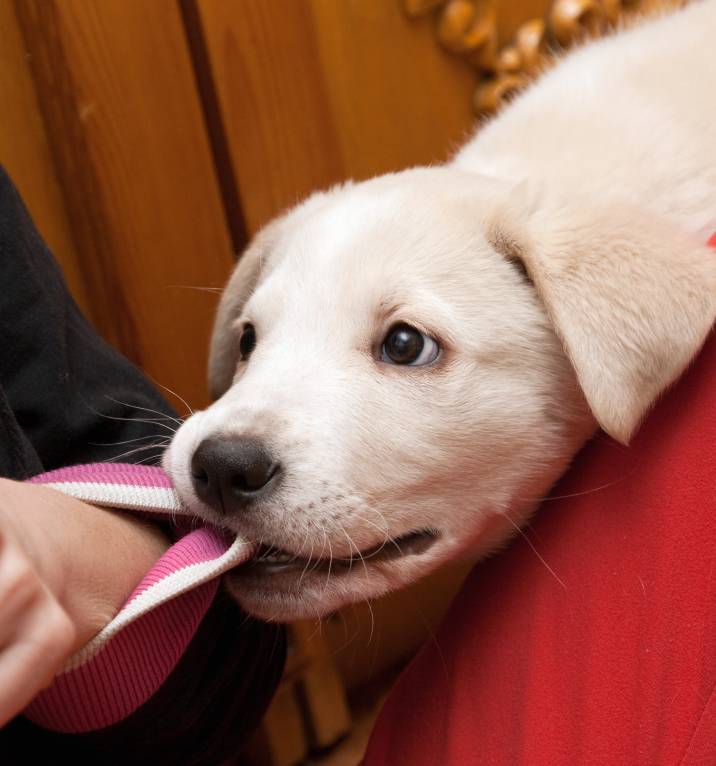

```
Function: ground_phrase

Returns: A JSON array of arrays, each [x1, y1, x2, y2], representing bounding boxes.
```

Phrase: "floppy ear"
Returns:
[[489, 196, 716, 443], [208, 238, 266, 400]]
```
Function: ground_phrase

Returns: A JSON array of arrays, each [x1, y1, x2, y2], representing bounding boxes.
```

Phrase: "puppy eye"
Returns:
[[380, 323, 440, 366], [239, 324, 257, 360]]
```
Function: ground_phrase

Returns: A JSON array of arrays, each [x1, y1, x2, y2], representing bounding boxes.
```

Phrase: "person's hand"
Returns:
[[0, 478, 169, 726]]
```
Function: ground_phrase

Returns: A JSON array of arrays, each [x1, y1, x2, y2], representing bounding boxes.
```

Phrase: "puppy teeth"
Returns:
[[257, 549, 295, 564]]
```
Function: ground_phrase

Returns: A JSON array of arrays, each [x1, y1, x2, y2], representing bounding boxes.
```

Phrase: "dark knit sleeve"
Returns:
[[0, 166, 176, 475], [0, 168, 285, 765]]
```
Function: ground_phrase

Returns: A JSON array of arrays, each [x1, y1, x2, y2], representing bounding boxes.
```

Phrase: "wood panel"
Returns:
[[14, 0, 235, 410], [309, 0, 476, 181], [194, 0, 477, 234], [0, 1, 90, 316]]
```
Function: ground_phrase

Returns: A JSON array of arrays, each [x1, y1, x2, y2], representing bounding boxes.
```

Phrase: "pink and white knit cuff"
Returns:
[[22, 463, 255, 733]]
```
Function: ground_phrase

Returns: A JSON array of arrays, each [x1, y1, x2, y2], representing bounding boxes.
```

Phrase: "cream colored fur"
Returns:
[[165, 1, 716, 621]]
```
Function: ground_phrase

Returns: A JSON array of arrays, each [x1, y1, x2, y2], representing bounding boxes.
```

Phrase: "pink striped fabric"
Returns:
[[23, 463, 256, 733]]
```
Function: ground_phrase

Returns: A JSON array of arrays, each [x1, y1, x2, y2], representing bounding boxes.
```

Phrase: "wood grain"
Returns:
[[191, 0, 344, 237], [194, 0, 476, 234], [291, 621, 351, 749], [244, 682, 309, 766], [14, 0, 235, 410], [0, 1, 90, 316]]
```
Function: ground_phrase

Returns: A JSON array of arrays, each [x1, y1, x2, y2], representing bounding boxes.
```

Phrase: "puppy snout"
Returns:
[[190, 436, 281, 513]]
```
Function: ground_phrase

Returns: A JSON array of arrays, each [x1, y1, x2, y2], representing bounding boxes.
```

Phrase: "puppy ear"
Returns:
[[208, 238, 266, 400], [489, 196, 716, 443]]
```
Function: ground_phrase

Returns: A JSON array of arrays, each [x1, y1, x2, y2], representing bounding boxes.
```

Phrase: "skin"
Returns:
[[0, 479, 169, 726]]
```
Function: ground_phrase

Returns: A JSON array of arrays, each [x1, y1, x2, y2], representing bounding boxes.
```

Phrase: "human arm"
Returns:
[[0, 478, 169, 727]]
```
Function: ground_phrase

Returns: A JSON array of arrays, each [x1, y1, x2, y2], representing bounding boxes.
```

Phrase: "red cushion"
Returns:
[[364, 329, 716, 764]]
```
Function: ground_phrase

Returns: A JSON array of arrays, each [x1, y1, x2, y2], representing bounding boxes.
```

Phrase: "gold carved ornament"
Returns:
[[403, 0, 687, 114]]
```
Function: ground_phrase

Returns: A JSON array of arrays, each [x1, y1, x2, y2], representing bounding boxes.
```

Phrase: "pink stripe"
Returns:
[[22, 461, 251, 732], [29, 463, 174, 488], [125, 526, 230, 603], [25, 579, 218, 731]]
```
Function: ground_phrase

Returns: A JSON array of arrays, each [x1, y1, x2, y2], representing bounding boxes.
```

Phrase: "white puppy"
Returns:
[[165, 1, 716, 622]]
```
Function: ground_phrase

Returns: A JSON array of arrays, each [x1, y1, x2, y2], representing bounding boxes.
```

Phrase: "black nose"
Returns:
[[190, 437, 280, 513]]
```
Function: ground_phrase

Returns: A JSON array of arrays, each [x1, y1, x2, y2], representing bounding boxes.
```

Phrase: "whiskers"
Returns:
[[93, 434, 174, 464], [335, 509, 394, 646], [322, 526, 334, 594], [138, 378, 194, 419], [297, 532, 318, 589], [519, 476, 629, 505], [359, 508, 400, 561], [500, 506, 567, 590], [103, 396, 184, 427], [87, 395, 185, 464], [165, 284, 224, 296]]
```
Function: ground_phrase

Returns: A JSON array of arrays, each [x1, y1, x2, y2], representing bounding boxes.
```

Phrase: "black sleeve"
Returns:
[[0, 165, 175, 476], [0, 168, 285, 765]]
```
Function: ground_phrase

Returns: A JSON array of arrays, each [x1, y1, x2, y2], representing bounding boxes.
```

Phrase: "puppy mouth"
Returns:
[[239, 528, 438, 576]]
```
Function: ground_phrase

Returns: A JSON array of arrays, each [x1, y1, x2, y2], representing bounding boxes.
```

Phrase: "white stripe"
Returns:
[[42, 481, 186, 515], [63, 535, 256, 671]]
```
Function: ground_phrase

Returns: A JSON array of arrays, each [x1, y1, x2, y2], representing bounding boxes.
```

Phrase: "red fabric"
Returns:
[[364, 330, 716, 763]]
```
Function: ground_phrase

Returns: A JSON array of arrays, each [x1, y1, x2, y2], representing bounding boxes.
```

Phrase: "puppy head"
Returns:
[[165, 167, 716, 621]]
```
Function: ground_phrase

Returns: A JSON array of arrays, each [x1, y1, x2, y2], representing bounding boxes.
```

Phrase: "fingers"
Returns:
[[0, 527, 76, 727]]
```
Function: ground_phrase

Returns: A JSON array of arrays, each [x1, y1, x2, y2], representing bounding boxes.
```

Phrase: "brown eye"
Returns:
[[239, 324, 257, 360], [381, 323, 440, 366]]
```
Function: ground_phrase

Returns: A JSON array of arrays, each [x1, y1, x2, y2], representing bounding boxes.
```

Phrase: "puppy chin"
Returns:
[[223, 539, 455, 622], [223, 576, 352, 622]]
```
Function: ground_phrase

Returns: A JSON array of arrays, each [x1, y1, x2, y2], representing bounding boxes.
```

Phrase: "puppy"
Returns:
[[165, 0, 716, 622]]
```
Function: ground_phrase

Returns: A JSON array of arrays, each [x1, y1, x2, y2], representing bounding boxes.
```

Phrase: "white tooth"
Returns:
[[263, 553, 292, 563]]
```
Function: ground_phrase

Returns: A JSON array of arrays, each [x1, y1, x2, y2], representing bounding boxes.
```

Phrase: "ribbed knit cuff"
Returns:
[[22, 463, 254, 733]]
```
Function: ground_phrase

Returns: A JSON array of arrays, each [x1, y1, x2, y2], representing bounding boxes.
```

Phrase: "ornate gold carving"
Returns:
[[550, 0, 605, 44], [473, 73, 526, 113], [434, 0, 497, 66], [404, 0, 687, 114]]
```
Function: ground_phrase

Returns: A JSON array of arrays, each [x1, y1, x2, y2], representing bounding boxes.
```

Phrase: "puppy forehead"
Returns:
[[300, 189, 404, 261], [247, 198, 401, 314], [245, 172, 518, 331], [279, 193, 486, 275]]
